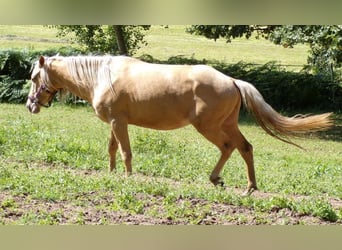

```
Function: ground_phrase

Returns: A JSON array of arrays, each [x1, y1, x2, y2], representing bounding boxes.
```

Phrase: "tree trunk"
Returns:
[[113, 25, 128, 55]]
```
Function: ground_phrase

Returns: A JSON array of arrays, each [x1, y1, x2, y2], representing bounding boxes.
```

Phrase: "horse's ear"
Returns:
[[39, 56, 45, 68]]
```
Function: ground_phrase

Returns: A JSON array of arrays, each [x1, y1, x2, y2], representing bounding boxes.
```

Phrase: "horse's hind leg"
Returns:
[[193, 124, 235, 187], [238, 134, 256, 195], [210, 139, 235, 186], [223, 125, 257, 195]]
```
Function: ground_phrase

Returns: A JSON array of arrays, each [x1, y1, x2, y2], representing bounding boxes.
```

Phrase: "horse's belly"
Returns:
[[128, 104, 193, 130], [129, 115, 191, 130], [127, 93, 195, 130]]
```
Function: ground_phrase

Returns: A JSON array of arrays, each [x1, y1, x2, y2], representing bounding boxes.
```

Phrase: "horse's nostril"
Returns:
[[27, 103, 39, 114]]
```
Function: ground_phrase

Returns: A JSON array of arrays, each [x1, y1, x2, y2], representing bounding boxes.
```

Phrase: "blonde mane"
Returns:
[[42, 55, 117, 102], [64, 56, 114, 91]]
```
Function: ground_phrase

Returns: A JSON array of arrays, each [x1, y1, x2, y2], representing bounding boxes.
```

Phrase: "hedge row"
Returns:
[[214, 61, 342, 111], [1, 49, 341, 111], [0, 48, 84, 104]]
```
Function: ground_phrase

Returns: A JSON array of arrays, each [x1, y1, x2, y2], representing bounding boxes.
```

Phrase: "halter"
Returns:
[[28, 83, 57, 108]]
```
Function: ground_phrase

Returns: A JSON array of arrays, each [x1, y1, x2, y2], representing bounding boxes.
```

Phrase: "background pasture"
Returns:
[[0, 25, 308, 70], [0, 26, 341, 224]]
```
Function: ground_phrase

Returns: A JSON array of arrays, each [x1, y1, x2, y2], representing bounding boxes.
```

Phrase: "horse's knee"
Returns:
[[108, 143, 118, 156], [122, 151, 132, 163], [108, 132, 118, 152], [242, 141, 253, 153], [223, 141, 232, 150]]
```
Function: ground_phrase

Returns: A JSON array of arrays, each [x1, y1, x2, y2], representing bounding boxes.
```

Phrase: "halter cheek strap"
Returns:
[[28, 83, 56, 108]]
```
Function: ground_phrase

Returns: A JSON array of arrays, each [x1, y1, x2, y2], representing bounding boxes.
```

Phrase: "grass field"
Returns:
[[0, 104, 341, 224], [136, 26, 309, 71], [0, 25, 73, 50], [0, 25, 341, 224], [0, 25, 309, 71]]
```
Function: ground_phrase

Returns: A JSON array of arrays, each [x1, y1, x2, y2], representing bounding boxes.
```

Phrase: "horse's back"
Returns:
[[100, 57, 240, 129]]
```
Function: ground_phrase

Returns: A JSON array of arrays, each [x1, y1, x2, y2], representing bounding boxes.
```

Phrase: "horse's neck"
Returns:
[[50, 61, 94, 104], [64, 81, 94, 104]]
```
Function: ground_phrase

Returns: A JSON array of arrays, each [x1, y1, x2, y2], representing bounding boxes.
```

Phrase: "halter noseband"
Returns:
[[28, 83, 57, 108]]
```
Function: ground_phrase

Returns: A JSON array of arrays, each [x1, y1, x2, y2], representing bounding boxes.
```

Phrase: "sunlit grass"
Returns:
[[0, 25, 76, 50], [136, 26, 309, 71], [0, 104, 341, 224]]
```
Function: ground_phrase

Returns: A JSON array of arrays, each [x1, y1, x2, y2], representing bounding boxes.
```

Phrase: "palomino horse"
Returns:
[[26, 55, 333, 195]]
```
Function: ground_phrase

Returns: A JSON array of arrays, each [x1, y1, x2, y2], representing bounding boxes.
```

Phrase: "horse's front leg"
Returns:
[[111, 118, 132, 176], [108, 131, 118, 172]]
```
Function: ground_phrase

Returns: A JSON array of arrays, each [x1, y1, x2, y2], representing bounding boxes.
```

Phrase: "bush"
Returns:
[[210, 61, 342, 111], [0, 76, 30, 104], [0, 48, 84, 104], [0, 50, 33, 103], [0, 50, 32, 79]]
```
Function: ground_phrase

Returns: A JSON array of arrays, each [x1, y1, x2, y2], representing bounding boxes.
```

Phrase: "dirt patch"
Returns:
[[0, 190, 339, 225], [1, 163, 340, 225]]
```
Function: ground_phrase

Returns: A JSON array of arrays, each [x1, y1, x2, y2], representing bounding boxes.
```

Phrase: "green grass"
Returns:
[[136, 26, 309, 71], [0, 25, 76, 50], [0, 104, 341, 224]]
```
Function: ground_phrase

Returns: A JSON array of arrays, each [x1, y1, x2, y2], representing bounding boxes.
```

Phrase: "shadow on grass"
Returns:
[[316, 113, 342, 142], [316, 125, 342, 142]]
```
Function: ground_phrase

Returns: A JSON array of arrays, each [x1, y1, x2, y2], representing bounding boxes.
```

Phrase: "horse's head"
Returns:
[[26, 56, 58, 114]]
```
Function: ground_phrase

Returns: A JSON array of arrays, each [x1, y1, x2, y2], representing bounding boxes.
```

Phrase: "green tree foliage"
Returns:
[[54, 25, 150, 55], [268, 25, 342, 76], [187, 25, 342, 78], [187, 25, 276, 42]]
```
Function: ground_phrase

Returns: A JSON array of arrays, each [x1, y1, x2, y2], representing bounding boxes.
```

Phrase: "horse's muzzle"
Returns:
[[26, 100, 40, 114]]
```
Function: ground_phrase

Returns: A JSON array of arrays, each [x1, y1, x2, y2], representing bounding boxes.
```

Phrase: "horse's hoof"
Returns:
[[242, 187, 257, 197], [218, 180, 225, 187], [108, 167, 116, 173], [211, 177, 225, 187]]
